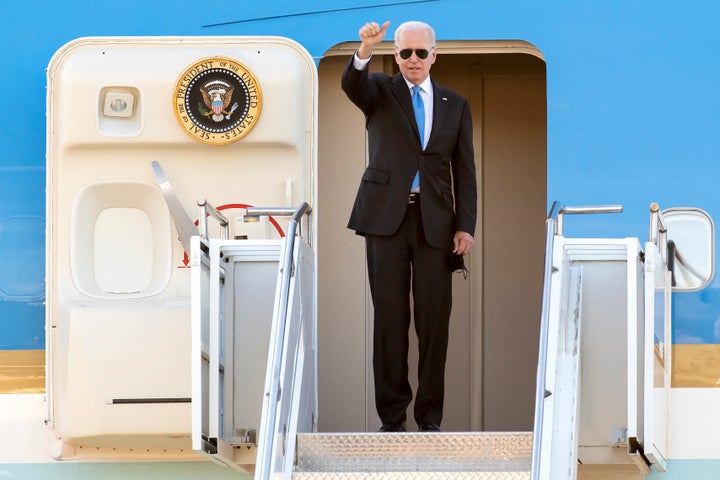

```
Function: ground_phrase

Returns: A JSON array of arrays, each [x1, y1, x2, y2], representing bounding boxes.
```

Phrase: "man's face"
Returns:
[[394, 28, 436, 85]]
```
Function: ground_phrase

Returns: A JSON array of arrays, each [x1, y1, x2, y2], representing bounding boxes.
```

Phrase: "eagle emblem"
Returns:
[[174, 56, 262, 145], [199, 80, 239, 122]]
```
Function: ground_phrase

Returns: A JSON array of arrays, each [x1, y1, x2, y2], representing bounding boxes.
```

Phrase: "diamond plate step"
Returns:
[[294, 431, 532, 479], [293, 473, 531, 480]]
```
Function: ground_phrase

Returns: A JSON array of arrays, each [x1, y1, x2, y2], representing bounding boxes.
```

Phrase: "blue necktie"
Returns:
[[411, 85, 424, 192]]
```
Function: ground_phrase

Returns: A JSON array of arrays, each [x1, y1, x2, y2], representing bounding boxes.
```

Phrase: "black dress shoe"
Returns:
[[418, 423, 441, 432], [379, 422, 407, 432]]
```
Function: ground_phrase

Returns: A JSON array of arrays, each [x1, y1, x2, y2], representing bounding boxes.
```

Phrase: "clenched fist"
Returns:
[[357, 21, 390, 59]]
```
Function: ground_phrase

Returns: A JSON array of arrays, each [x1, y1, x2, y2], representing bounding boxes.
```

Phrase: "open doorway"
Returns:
[[316, 40, 546, 432]]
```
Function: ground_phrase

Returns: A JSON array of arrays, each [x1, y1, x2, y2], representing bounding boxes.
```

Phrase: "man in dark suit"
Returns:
[[342, 20, 477, 432]]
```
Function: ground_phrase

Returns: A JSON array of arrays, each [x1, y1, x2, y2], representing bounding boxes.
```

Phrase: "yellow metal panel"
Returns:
[[672, 344, 720, 387], [0, 350, 44, 393]]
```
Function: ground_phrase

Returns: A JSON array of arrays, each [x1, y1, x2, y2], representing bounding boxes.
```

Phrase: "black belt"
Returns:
[[409, 192, 420, 204]]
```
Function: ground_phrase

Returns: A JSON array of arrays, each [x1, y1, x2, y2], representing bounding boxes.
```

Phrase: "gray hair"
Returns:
[[394, 21, 436, 47]]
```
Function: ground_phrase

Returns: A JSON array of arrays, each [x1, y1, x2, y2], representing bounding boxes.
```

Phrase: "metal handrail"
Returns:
[[151, 161, 199, 254], [256, 201, 312, 480], [246, 206, 312, 246], [556, 204, 623, 235], [648, 202, 668, 265], [196, 197, 230, 240], [246, 207, 299, 218], [530, 209, 557, 480]]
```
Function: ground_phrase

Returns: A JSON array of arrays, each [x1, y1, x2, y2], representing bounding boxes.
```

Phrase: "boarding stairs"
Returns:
[[291, 202, 697, 480], [189, 201, 699, 480]]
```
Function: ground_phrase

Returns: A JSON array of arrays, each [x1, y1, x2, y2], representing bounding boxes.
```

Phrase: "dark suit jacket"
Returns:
[[341, 56, 477, 251]]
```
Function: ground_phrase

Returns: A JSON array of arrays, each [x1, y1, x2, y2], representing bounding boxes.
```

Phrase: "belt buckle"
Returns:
[[409, 193, 419, 204]]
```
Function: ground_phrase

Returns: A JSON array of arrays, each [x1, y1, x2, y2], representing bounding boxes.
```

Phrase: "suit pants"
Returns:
[[365, 199, 453, 426]]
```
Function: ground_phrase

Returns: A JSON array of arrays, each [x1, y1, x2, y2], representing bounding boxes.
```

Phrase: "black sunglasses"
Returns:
[[397, 47, 434, 60]]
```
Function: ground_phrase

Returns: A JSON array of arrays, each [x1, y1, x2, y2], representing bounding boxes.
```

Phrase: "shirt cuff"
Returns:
[[353, 52, 371, 70]]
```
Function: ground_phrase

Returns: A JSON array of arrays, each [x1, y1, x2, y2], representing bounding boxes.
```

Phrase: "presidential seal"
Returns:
[[174, 56, 262, 145]]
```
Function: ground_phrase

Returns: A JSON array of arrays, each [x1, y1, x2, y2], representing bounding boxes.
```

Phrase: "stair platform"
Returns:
[[294, 431, 532, 479]]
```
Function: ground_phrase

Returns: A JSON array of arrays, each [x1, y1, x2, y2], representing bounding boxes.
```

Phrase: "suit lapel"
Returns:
[[428, 80, 448, 148]]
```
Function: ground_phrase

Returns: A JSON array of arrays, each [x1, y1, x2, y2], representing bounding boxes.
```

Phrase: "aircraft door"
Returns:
[[46, 36, 317, 460]]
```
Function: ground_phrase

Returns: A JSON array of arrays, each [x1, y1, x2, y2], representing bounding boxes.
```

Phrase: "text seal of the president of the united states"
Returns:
[[174, 56, 262, 145]]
